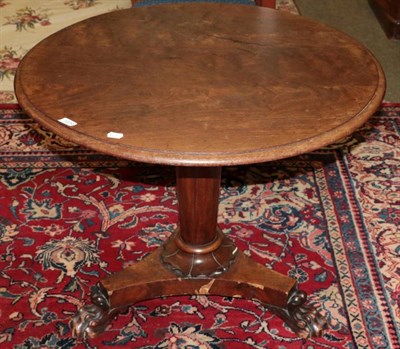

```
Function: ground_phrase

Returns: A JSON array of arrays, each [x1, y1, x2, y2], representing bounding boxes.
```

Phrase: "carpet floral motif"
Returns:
[[0, 105, 399, 348], [0, 0, 133, 103], [0, 47, 25, 82], [3, 6, 51, 31], [64, 0, 100, 10]]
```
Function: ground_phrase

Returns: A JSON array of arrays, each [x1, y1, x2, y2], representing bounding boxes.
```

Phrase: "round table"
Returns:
[[15, 3, 385, 339]]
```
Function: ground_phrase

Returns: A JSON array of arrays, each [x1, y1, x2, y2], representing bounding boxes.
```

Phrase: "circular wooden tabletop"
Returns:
[[15, 4, 385, 166]]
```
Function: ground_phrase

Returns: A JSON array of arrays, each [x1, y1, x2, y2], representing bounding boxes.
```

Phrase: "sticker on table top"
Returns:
[[58, 117, 77, 126], [107, 132, 124, 139]]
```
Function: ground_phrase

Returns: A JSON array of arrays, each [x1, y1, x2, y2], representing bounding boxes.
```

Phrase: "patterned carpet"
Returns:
[[0, 104, 399, 348]]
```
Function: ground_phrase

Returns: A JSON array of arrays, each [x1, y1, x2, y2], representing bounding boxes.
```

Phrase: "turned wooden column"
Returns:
[[161, 167, 237, 277], [176, 167, 221, 245]]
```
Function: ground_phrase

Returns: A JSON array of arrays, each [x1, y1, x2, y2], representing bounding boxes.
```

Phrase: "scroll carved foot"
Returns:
[[71, 284, 121, 338], [269, 289, 328, 338]]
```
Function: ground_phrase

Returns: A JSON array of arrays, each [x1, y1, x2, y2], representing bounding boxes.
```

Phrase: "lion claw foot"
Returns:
[[70, 284, 116, 338], [270, 289, 328, 338]]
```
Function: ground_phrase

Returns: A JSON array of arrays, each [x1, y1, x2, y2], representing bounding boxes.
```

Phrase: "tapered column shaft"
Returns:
[[176, 167, 221, 246]]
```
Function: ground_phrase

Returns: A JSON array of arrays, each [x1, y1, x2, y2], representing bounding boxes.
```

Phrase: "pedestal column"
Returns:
[[161, 167, 237, 277]]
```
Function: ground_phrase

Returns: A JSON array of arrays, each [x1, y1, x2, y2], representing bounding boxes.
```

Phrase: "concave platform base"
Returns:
[[71, 166, 327, 339], [71, 246, 327, 339]]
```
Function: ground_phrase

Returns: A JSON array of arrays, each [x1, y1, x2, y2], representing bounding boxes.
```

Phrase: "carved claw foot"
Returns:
[[269, 289, 328, 338], [71, 284, 120, 338]]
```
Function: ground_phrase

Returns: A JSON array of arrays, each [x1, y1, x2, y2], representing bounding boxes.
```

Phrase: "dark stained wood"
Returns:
[[368, 0, 400, 40], [176, 167, 221, 245], [15, 3, 385, 340], [15, 4, 385, 167], [72, 248, 327, 339], [161, 227, 238, 277], [255, 0, 276, 8], [161, 167, 238, 277]]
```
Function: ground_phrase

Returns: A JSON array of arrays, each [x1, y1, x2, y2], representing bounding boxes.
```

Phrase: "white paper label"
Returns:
[[107, 132, 124, 139], [58, 118, 77, 126]]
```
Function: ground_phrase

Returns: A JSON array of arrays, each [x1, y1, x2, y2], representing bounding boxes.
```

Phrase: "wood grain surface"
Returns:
[[15, 4, 385, 166]]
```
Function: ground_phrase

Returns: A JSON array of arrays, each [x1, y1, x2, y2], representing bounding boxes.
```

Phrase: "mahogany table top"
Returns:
[[15, 4, 385, 166]]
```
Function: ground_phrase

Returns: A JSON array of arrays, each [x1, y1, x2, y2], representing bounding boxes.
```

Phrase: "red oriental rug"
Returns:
[[0, 104, 399, 349]]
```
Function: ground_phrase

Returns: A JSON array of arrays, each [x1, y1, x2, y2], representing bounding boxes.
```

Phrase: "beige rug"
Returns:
[[0, 0, 298, 104]]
